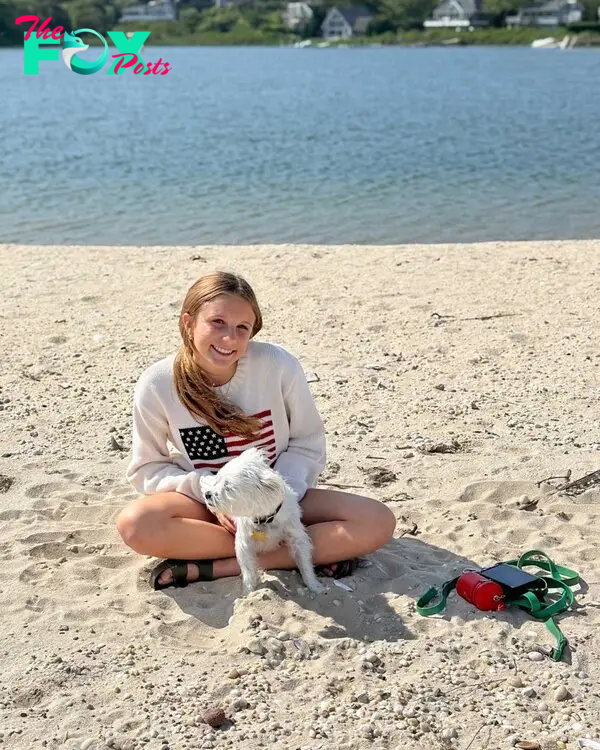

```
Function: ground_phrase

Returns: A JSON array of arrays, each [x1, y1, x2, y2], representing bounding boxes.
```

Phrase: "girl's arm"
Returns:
[[273, 362, 326, 501], [126, 380, 210, 503]]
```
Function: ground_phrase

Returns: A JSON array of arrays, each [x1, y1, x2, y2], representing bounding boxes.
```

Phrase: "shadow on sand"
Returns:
[[144, 536, 586, 662], [147, 537, 479, 643]]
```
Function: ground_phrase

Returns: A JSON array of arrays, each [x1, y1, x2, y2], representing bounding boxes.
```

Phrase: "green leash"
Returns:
[[417, 550, 579, 661]]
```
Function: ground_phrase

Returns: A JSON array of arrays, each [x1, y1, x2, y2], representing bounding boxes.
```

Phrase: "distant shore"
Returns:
[[4, 26, 600, 48]]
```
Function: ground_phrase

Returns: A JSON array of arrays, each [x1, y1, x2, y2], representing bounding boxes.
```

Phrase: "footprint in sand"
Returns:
[[62, 490, 100, 503], [19, 564, 51, 584], [30, 498, 50, 510], [60, 471, 81, 481], [28, 541, 72, 559], [60, 503, 122, 526], [20, 530, 69, 545], [25, 595, 47, 612], [0, 540, 14, 557], [94, 553, 132, 569], [73, 565, 101, 585], [0, 508, 25, 521], [25, 482, 68, 499], [579, 546, 599, 562], [490, 508, 512, 522]]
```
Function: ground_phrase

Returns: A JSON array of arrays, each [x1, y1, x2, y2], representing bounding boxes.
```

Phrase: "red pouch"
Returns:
[[456, 571, 506, 611]]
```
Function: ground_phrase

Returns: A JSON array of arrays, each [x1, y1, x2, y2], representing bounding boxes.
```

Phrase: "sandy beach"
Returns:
[[1, 241, 599, 750]]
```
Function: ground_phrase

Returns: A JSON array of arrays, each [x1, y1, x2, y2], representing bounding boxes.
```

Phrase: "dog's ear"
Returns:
[[253, 448, 270, 465], [199, 474, 216, 491], [258, 473, 283, 495]]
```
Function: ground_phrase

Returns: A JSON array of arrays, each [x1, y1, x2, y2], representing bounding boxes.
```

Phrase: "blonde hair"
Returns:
[[173, 272, 264, 439]]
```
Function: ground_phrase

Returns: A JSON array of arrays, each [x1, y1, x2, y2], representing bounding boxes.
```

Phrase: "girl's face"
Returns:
[[182, 294, 256, 381]]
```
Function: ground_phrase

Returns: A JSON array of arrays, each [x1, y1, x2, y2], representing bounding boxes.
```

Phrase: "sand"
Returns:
[[1, 241, 599, 750]]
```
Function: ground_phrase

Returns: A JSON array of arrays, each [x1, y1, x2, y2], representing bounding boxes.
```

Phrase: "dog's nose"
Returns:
[[204, 490, 213, 502]]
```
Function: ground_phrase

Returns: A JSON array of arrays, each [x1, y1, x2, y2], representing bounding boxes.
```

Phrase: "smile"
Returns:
[[211, 345, 235, 356]]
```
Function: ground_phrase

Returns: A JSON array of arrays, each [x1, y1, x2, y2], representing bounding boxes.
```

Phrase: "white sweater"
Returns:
[[126, 341, 326, 503]]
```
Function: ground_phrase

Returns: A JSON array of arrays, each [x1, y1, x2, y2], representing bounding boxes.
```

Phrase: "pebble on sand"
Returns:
[[202, 707, 227, 728], [554, 685, 569, 702], [527, 651, 545, 662]]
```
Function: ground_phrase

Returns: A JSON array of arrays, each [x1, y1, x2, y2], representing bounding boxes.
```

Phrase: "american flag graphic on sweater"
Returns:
[[179, 409, 276, 472]]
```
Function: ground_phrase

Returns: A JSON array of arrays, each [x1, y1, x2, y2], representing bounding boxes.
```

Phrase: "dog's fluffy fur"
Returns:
[[199, 448, 326, 595]]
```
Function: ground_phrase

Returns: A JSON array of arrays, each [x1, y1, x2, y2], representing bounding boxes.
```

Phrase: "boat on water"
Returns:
[[531, 34, 575, 49]]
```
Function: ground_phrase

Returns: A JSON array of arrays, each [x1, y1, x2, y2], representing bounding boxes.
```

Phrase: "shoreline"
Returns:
[[3, 27, 600, 48]]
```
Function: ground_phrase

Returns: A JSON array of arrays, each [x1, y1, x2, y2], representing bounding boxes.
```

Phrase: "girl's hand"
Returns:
[[214, 512, 236, 535]]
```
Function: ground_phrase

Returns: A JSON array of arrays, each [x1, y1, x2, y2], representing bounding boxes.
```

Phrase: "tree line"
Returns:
[[2, 0, 599, 45]]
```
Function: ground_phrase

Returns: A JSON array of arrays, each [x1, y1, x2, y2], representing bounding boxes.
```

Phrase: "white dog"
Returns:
[[199, 447, 327, 595]]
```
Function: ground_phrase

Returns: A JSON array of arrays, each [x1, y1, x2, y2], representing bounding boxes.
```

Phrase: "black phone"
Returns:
[[480, 563, 545, 597]]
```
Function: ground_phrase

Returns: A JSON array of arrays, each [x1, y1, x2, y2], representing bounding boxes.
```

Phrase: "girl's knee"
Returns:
[[348, 496, 396, 549], [116, 503, 156, 552], [372, 502, 396, 545]]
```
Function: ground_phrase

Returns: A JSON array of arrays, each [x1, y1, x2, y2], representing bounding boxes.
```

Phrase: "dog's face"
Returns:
[[199, 447, 285, 518]]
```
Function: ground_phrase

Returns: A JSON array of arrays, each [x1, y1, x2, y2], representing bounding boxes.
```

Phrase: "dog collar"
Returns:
[[253, 503, 282, 527]]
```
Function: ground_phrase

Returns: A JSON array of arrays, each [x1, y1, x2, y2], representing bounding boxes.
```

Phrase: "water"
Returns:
[[1, 45, 600, 245]]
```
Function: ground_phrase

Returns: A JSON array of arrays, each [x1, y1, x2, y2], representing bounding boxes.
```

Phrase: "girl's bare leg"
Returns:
[[116, 488, 396, 584]]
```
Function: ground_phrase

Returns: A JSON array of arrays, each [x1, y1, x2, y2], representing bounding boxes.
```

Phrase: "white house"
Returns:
[[505, 0, 583, 26], [320, 6, 373, 39], [283, 2, 314, 30], [120, 0, 177, 22], [424, 0, 489, 28]]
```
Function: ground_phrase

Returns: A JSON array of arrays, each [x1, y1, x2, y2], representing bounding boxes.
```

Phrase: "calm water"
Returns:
[[1, 45, 600, 245]]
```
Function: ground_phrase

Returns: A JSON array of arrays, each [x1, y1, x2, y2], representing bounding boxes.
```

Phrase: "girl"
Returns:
[[116, 272, 396, 590]]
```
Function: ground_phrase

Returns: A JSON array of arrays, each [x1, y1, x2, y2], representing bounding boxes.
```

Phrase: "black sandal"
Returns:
[[314, 558, 361, 579], [149, 559, 214, 590]]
